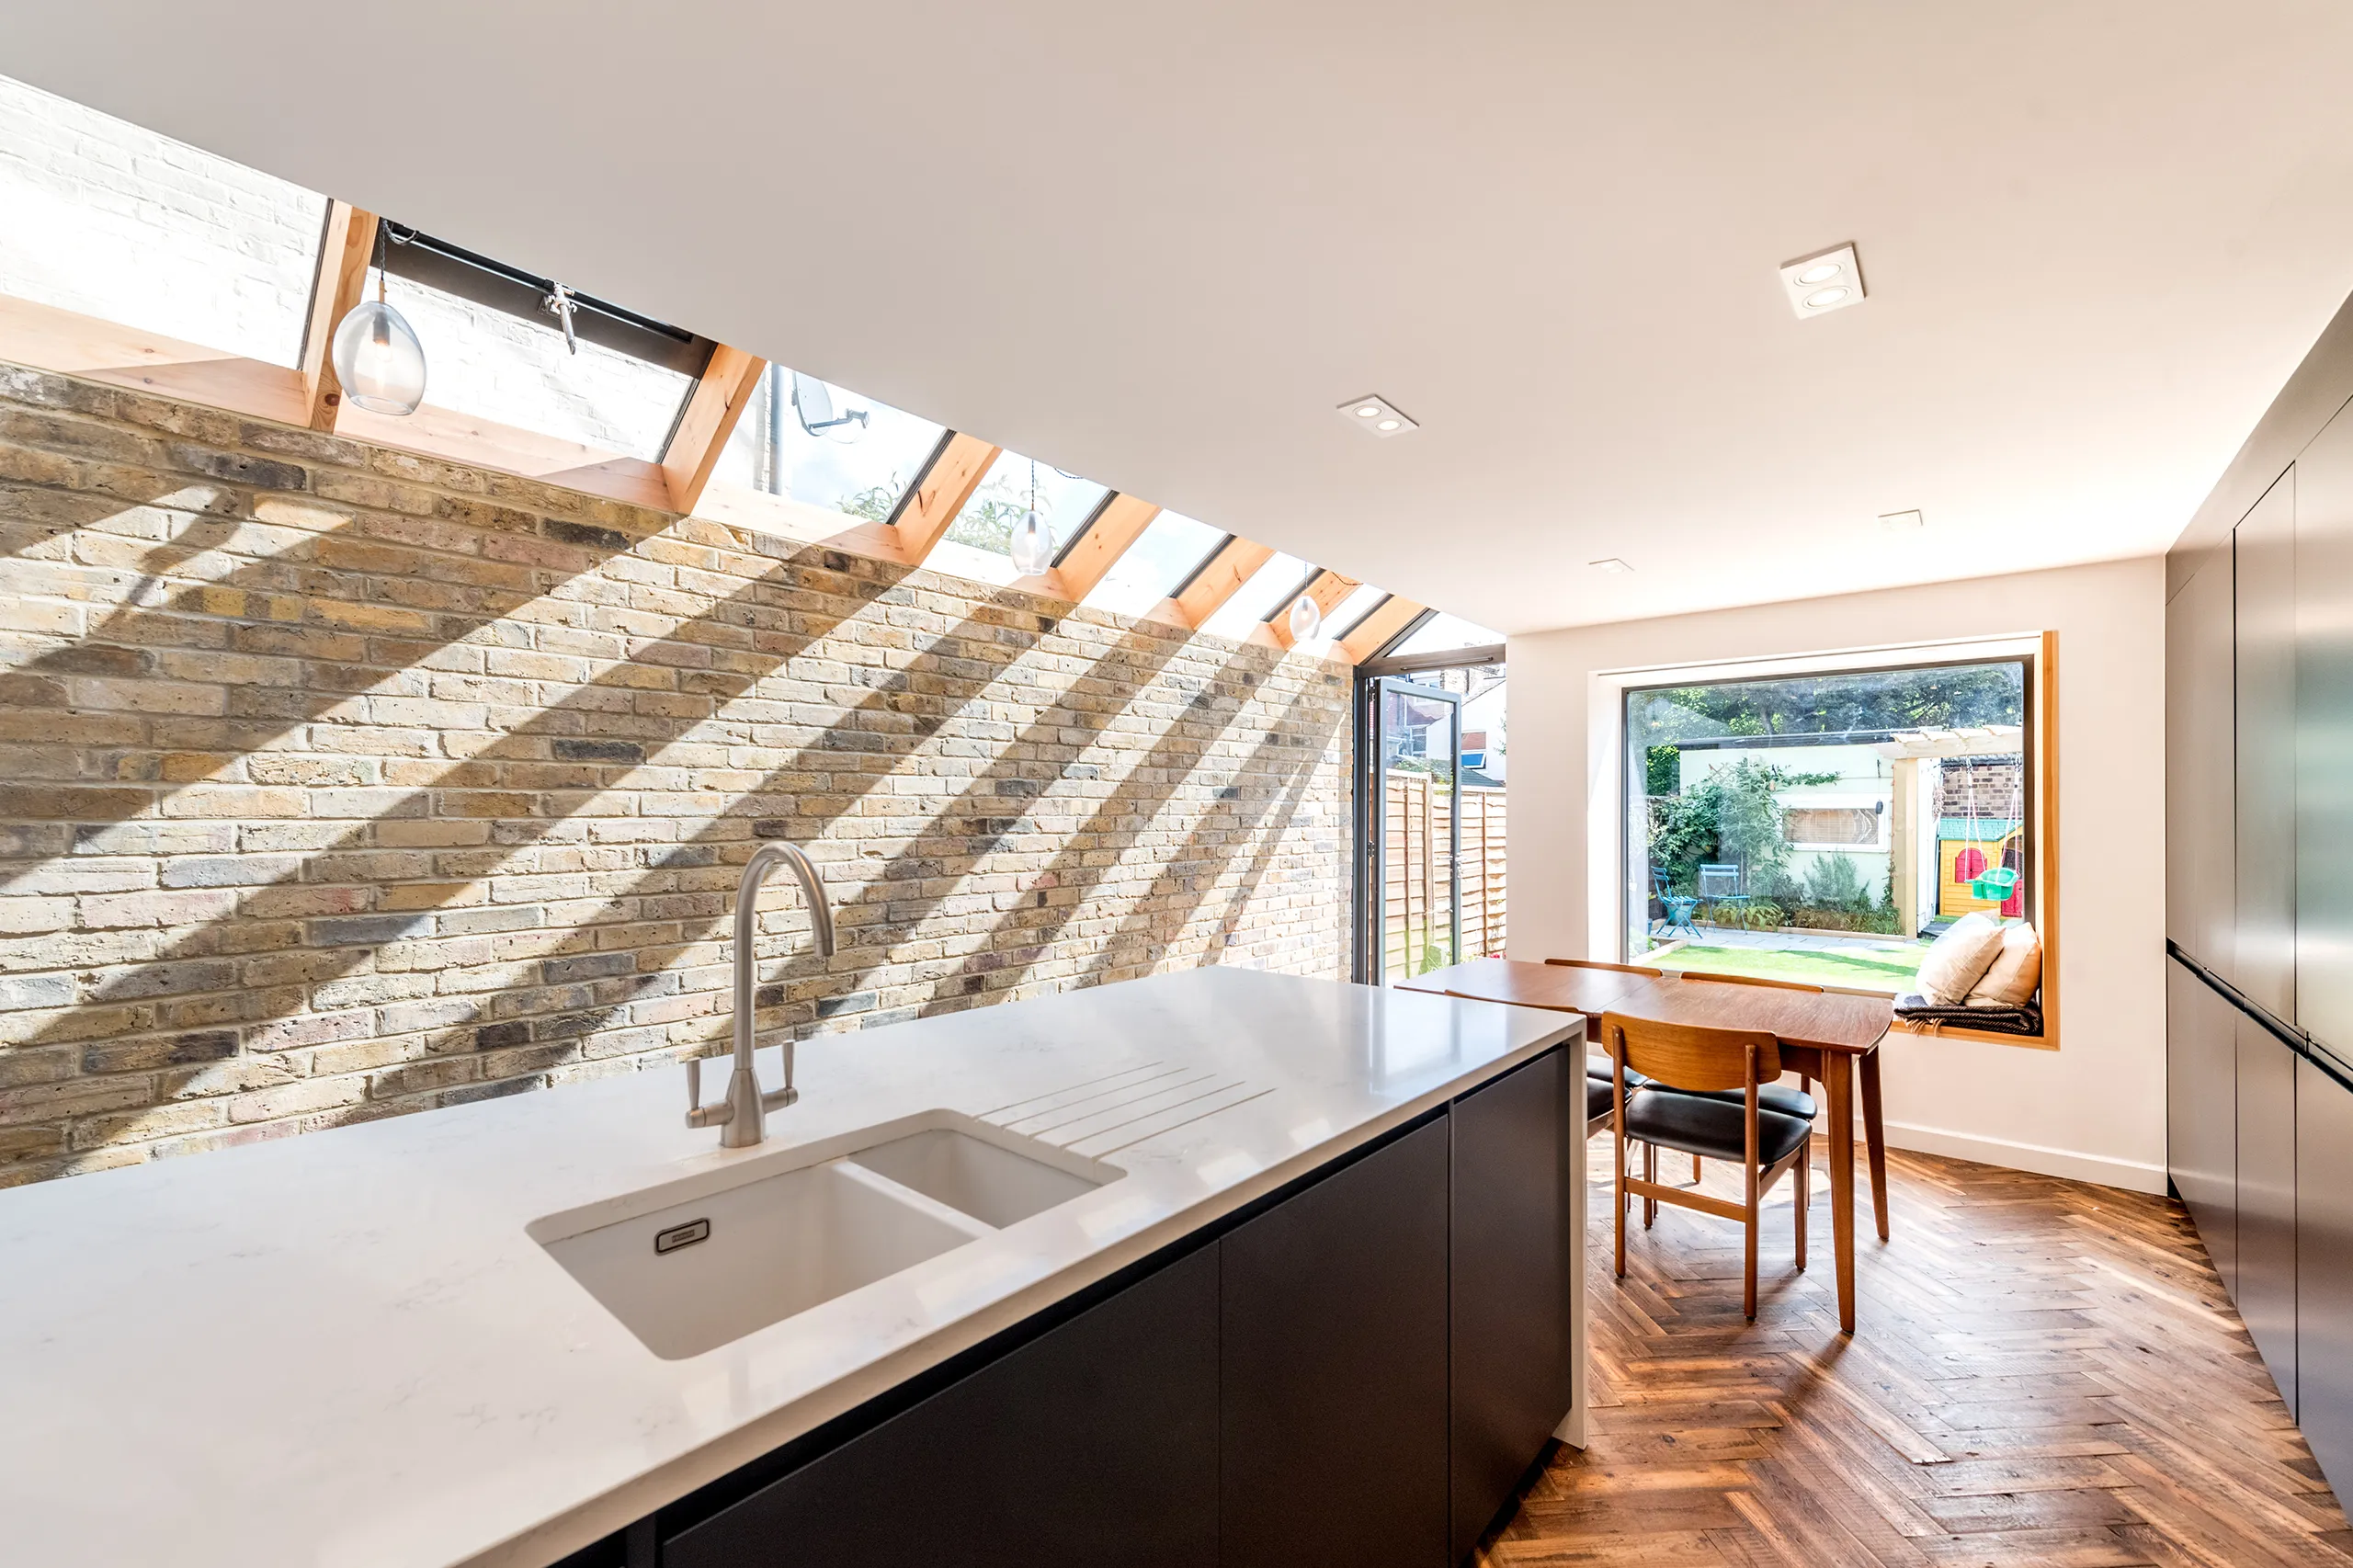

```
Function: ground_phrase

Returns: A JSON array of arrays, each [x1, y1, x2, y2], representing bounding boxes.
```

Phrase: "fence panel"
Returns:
[[1380, 776, 1506, 980]]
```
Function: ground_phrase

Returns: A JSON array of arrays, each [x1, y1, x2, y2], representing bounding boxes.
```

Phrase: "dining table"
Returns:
[[1397, 957, 1893, 1334]]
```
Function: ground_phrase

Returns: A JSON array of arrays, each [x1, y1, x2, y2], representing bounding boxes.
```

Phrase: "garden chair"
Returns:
[[1650, 869, 1700, 938], [1697, 863, 1752, 928]]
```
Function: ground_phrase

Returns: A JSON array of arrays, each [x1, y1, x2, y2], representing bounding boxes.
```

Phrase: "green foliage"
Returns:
[[941, 470, 1031, 553], [1645, 744, 1681, 798], [1802, 853, 1869, 911], [837, 482, 901, 524], [1631, 662, 2024, 744]]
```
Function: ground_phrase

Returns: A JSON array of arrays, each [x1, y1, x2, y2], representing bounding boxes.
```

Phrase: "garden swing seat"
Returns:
[[1969, 866, 2018, 902]]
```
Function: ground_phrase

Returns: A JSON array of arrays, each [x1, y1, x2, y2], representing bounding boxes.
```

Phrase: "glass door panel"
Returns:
[[1358, 676, 1462, 983]]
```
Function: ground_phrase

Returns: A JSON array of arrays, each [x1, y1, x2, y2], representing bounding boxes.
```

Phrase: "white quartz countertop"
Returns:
[[0, 968, 1581, 1568]]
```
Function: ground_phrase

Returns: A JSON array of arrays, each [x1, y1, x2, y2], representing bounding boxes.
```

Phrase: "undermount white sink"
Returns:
[[529, 1112, 1120, 1359]]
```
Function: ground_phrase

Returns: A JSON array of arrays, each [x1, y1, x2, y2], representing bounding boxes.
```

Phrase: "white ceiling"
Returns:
[[12, 2, 2353, 633]]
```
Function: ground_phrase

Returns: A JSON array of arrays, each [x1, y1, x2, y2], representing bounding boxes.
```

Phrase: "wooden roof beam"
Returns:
[[1338, 595, 1427, 663], [891, 432, 1001, 564], [299, 201, 380, 431], [1163, 537, 1275, 630], [661, 345, 767, 514], [1011, 493, 1159, 602]]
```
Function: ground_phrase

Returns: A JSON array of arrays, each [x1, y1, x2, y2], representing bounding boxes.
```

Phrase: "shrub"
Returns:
[[1802, 854, 1870, 912]]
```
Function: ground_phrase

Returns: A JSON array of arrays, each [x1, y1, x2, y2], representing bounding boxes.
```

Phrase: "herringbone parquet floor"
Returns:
[[1483, 1139, 2350, 1567]]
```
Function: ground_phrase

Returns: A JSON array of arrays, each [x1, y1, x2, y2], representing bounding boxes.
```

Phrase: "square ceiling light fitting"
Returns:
[[1780, 243, 1865, 318], [1877, 509, 1924, 529], [1589, 557, 1632, 574], [1337, 394, 1417, 437]]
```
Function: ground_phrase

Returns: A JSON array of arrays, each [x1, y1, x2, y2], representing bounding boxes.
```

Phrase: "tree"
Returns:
[[1643, 757, 1834, 894], [1633, 663, 2024, 743]]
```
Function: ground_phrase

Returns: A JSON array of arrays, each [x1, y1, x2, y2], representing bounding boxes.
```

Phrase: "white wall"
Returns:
[[1509, 556, 2169, 1193]]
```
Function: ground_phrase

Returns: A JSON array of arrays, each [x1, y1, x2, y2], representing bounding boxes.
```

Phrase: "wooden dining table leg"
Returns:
[[1859, 1047, 1890, 1244], [1823, 1053, 1857, 1335]]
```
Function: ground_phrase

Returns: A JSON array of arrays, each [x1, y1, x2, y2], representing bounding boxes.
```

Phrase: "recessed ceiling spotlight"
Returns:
[[1779, 243, 1866, 318], [1336, 393, 1416, 437], [1877, 509, 1924, 529], [1589, 557, 1633, 574]]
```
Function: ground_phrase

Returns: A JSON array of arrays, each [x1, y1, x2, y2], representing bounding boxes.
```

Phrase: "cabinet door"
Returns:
[[2237, 1017, 2297, 1414], [2238, 476, 2296, 1019], [2168, 960, 2237, 1293], [2167, 544, 2235, 971], [2298, 1055, 2353, 1498], [1220, 1118, 1449, 1568], [663, 1244, 1219, 1568], [2302, 404, 2353, 1052], [1449, 1051, 1574, 1562]]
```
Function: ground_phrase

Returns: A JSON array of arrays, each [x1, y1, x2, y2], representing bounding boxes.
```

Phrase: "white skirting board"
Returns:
[[1865, 1116, 2168, 1195]]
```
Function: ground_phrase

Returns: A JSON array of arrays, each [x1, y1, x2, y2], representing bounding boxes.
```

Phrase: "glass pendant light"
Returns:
[[331, 224, 426, 416], [1288, 592, 1323, 642], [1007, 459, 1054, 576]]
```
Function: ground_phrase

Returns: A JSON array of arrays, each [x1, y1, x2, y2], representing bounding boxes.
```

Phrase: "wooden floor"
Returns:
[[1485, 1140, 2350, 1567]]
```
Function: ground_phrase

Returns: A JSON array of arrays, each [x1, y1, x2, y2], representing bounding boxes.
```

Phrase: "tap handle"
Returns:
[[685, 1055, 731, 1129]]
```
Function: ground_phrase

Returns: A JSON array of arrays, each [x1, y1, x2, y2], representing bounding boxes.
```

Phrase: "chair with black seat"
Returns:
[[1663, 971, 1822, 1181], [1605, 1009, 1814, 1321]]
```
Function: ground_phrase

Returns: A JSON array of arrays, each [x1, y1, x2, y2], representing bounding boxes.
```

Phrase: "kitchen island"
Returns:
[[0, 968, 1585, 1567]]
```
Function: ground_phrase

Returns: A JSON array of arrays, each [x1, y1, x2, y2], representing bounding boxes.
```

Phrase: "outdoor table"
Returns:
[[1397, 957, 1893, 1334]]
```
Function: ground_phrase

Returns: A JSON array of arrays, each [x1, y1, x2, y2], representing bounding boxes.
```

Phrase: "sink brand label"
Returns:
[[654, 1218, 711, 1256]]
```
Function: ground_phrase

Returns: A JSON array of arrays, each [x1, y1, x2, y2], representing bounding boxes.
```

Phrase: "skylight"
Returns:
[[1080, 512, 1227, 618], [1321, 582, 1391, 641], [1389, 611, 1505, 657], [0, 74, 325, 366], [1199, 551, 1313, 642], [927, 452, 1108, 586], [712, 367, 949, 523], [360, 261, 693, 461]]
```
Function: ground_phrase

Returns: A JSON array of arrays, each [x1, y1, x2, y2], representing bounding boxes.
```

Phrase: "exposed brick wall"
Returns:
[[1937, 756, 2024, 821], [0, 364, 1351, 1187]]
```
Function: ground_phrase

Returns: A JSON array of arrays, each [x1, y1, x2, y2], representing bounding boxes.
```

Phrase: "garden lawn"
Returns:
[[1640, 940, 1928, 993]]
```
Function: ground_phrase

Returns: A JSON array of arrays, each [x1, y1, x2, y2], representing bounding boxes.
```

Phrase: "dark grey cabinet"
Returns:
[[2299, 1053, 2353, 1498], [2237, 1017, 2298, 1413], [662, 1244, 1221, 1568], [2168, 303, 2353, 1501], [2238, 477, 2296, 1020], [624, 1049, 1576, 1568], [2167, 548, 2236, 971], [1448, 1052, 1574, 1562], [2168, 958, 2237, 1293], [2299, 406, 2353, 1056], [1219, 1117, 1451, 1568]]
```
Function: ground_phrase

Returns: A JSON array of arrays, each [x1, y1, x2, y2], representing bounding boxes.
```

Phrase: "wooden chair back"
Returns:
[[1677, 970, 1823, 994], [1602, 1011, 1781, 1094]]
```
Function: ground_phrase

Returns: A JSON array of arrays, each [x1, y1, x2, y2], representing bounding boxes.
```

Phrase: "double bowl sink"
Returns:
[[529, 1111, 1122, 1359]]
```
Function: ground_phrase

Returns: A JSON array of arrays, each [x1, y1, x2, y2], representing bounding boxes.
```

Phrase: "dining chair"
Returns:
[[1604, 1010, 1814, 1320], [1657, 971, 1821, 1178], [1447, 983, 1654, 1139]]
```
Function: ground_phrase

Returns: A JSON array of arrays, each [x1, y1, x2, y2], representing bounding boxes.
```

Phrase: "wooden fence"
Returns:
[[1381, 775, 1506, 981]]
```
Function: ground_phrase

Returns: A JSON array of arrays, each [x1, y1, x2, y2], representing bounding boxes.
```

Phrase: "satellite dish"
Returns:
[[792, 371, 870, 444]]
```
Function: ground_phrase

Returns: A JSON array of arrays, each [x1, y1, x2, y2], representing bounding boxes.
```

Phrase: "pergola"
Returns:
[[0, 196, 1430, 665]]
